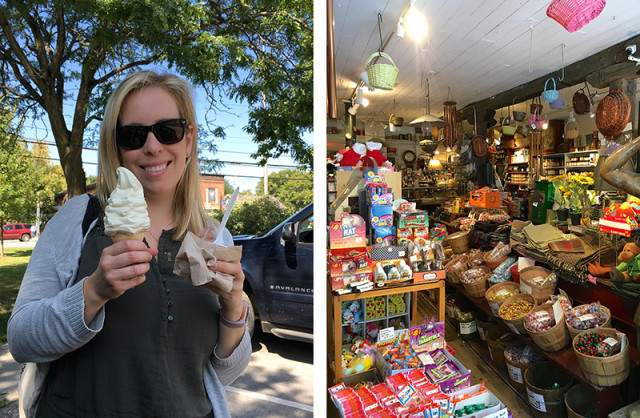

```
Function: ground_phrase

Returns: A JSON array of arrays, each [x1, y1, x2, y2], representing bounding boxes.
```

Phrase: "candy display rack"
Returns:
[[329, 279, 446, 383]]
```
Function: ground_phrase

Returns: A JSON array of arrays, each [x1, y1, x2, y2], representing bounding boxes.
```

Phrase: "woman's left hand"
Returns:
[[204, 259, 245, 320], [198, 226, 245, 321]]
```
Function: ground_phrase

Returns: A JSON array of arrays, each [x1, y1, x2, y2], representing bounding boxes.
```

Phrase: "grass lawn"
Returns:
[[0, 248, 31, 344]]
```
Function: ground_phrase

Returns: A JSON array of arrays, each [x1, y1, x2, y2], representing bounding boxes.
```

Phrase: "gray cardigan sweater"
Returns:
[[8, 194, 251, 418]]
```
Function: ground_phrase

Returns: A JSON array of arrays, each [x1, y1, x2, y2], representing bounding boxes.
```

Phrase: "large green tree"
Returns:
[[0, 0, 313, 197], [0, 105, 65, 254], [255, 169, 312, 216], [211, 195, 288, 236]]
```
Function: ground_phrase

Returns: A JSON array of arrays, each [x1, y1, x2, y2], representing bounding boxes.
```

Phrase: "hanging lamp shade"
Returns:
[[410, 112, 446, 126]]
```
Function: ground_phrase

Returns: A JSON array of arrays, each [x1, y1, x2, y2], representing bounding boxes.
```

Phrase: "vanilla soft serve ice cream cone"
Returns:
[[104, 167, 150, 242]]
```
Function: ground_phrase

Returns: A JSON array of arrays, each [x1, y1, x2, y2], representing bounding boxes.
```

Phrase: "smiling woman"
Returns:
[[8, 71, 251, 418]]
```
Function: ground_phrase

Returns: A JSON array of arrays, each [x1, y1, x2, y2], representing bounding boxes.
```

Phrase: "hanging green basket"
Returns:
[[365, 52, 399, 91]]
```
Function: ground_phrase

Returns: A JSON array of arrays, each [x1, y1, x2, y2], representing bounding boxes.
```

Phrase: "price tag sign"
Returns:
[[527, 388, 547, 412], [507, 364, 523, 383], [378, 326, 396, 342]]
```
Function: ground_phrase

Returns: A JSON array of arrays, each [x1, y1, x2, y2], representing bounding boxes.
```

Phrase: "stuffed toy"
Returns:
[[363, 141, 391, 167], [610, 241, 640, 283], [334, 147, 361, 167]]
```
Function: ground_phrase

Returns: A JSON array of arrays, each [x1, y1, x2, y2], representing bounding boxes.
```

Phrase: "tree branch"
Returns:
[[93, 54, 162, 86]]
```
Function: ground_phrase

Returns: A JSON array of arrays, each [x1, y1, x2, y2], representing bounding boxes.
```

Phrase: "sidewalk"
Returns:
[[0, 344, 21, 417]]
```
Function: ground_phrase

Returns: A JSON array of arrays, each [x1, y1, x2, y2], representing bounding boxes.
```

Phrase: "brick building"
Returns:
[[199, 173, 225, 211]]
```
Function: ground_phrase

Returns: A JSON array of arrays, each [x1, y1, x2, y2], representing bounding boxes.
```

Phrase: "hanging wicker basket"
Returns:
[[546, 0, 607, 33], [572, 90, 590, 115], [471, 135, 488, 158], [596, 89, 630, 140], [564, 120, 579, 139], [365, 52, 399, 91], [542, 78, 559, 103]]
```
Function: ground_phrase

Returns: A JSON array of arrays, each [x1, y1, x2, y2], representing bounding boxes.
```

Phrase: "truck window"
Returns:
[[298, 214, 313, 244]]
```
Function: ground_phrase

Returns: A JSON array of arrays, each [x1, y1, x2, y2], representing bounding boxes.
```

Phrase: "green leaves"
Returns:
[[0, 0, 313, 197]]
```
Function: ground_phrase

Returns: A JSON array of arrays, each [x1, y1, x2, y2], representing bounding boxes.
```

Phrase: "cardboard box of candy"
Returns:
[[329, 248, 372, 277], [329, 213, 367, 249], [394, 210, 429, 228], [449, 384, 507, 418], [423, 347, 471, 393], [469, 187, 501, 208]]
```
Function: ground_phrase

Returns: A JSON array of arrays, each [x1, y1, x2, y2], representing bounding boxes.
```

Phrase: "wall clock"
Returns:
[[402, 150, 416, 165]]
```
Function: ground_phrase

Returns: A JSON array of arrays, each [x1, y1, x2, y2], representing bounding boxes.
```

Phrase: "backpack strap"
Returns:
[[82, 194, 102, 237]]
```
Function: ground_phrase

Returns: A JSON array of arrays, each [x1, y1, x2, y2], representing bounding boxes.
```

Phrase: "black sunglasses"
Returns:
[[115, 118, 187, 150]]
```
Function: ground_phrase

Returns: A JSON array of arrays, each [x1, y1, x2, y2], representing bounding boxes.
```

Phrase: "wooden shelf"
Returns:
[[448, 281, 627, 417], [329, 279, 447, 384]]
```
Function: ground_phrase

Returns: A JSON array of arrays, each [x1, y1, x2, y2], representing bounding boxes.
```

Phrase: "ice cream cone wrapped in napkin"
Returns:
[[173, 232, 241, 293]]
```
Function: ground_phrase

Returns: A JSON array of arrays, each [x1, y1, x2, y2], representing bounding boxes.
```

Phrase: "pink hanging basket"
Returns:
[[546, 0, 606, 33]]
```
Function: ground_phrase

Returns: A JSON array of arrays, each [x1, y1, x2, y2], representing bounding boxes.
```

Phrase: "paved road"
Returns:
[[0, 331, 313, 417]]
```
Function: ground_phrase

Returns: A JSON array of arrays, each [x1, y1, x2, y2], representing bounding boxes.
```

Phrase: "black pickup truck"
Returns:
[[233, 203, 313, 343]]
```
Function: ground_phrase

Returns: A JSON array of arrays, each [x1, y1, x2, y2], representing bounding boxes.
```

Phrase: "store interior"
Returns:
[[326, 1, 640, 417]]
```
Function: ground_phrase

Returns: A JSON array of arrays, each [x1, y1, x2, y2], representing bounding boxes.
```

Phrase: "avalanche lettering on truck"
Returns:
[[271, 285, 314, 294]]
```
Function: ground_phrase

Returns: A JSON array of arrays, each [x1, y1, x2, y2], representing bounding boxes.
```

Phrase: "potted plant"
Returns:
[[550, 173, 595, 224]]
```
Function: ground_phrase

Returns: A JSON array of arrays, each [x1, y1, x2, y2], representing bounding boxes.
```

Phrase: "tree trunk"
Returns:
[[48, 114, 86, 198]]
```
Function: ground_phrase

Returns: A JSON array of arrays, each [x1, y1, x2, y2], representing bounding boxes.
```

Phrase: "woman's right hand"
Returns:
[[83, 240, 158, 322]]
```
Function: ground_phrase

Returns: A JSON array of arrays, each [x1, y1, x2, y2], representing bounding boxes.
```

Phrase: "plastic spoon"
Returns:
[[215, 186, 239, 244]]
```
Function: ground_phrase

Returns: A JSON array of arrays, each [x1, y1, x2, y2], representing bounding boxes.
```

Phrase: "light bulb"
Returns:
[[404, 1, 427, 42], [362, 98, 369, 107], [396, 17, 405, 39], [542, 121, 549, 130], [434, 150, 440, 155], [446, 146, 452, 153]]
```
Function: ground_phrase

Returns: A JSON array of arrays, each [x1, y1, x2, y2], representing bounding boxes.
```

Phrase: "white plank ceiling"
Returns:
[[332, 0, 640, 124]]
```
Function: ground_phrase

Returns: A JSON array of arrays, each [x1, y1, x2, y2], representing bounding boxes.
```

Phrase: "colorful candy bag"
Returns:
[[525, 308, 556, 332], [574, 332, 621, 357], [488, 257, 517, 284], [504, 344, 543, 364], [565, 303, 608, 330], [486, 242, 511, 260], [461, 267, 488, 284]]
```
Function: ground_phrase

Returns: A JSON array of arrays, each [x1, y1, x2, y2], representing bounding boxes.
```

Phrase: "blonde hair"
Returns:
[[96, 70, 214, 240]]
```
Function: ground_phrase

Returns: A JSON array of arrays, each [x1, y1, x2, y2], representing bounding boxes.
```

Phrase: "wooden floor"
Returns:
[[417, 290, 535, 417]]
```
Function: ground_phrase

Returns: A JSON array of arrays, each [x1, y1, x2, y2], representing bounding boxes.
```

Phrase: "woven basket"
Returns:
[[596, 89, 630, 139], [566, 304, 611, 340], [461, 266, 491, 298], [483, 251, 508, 271], [519, 266, 556, 304], [447, 231, 470, 254], [498, 293, 535, 335], [365, 52, 399, 91], [550, 88, 565, 109], [444, 254, 468, 284], [573, 328, 629, 386], [564, 120, 579, 139], [513, 111, 526, 122], [486, 281, 521, 316], [546, 0, 606, 33], [572, 90, 590, 115], [542, 78, 559, 103], [525, 303, 570, 352], [502, 119, 518, 136], [471, 135, 488, 158]]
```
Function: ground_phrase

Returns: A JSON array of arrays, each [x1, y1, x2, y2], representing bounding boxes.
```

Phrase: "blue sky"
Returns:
[[20, 66, 312, 193]]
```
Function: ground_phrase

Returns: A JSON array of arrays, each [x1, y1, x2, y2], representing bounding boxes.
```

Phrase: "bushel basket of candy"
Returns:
[[498, 293, 535, 335], [524, 303, 570, 352], [573, 328, 629, 386], [565, 303, 611, 339], [460, 266, 491, 298]]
